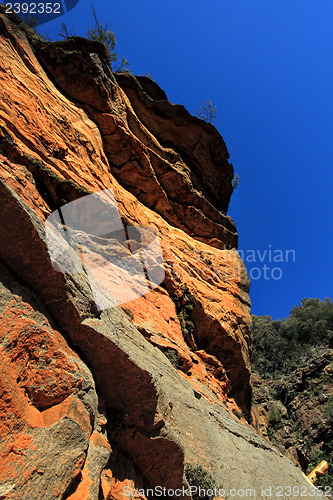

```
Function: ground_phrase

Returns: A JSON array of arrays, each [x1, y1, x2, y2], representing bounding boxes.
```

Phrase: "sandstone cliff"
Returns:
[[0, 7, 316, 499]]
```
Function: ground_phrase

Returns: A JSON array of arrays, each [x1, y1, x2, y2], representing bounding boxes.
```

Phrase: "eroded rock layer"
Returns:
[[0, 7, 314, 499]]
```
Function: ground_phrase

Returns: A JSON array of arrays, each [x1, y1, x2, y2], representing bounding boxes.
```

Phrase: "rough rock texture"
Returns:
[[252, 347, 333, 485], [0, 7, 316, 499]]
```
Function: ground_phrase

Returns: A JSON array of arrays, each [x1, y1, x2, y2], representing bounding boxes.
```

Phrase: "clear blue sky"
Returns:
[[39, 0, 333, 319]]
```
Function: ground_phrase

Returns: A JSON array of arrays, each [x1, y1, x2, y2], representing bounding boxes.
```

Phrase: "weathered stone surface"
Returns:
[[0, 7, 317, 499], [0, 263, 97, 499], [32, 34, 238, 250], [252, 348, 333, 471]]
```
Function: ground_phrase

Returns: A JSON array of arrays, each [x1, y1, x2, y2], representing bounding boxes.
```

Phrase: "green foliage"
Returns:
[[252, 297, 333, 490], [266, 406, 284, 440], [57, 6, 130, 72], [87, 6, 130, 72], [307, 446, 333, 489], [160, 347, 182, 369], [269, 407, 283, 426], [86, 6, 115, 49], [173, 291, 196, 340], [21, 153, 48, 171], [185, 464, 219, 500], [252, 298, 333, 378], [325, 396, 333, 424], [232, 173, 239, 190], [195, 100, 217, 123]]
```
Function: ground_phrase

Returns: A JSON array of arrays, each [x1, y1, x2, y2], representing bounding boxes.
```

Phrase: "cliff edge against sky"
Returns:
[[0, 7, 316, 499]]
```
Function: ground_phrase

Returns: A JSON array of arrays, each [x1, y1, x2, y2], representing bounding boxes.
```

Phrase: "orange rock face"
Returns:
[[0, 8, 251, 413], [0, 8, 314, 500], [0, 264, 97, 498]]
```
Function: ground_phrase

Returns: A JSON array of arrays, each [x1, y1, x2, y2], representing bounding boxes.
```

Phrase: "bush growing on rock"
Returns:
[[195, 101, 217, 123], [86, 7, 130, 72], [57, 6, 130, 72], [185, 464, 219, 499], [252, 298, 333, 378]]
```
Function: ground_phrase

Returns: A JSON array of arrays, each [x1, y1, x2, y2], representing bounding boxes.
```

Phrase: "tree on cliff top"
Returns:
[[58, 6, 130, 73], [195, 100, 217, 123], [86, 6, 130, 72], [252, 297, 333, 377]]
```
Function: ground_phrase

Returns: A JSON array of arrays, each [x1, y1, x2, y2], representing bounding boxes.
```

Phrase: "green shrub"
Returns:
[[307, 448, 333, 489], [160, 347, 182, 369], [268, 407, 283, 427], [173, 291, 196, 341], [266, 406, 284, 441], [57, 6, 130, 72], [195, 101, 217, 124], [232, 173, 239, 190], [185, 463, 219, 500], [251, 297, 333, 378]]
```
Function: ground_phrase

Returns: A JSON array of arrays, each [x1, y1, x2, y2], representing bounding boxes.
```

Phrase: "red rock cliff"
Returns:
[[0, 7, 313, 500]]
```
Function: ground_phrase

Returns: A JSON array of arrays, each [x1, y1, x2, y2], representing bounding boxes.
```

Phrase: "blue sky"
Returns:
[[39, 0, 333, 319]]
